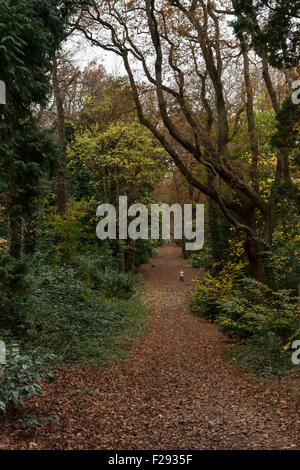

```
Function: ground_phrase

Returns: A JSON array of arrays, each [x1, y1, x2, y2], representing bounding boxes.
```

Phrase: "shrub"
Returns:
[[191, 266, 298, 341], [134, 239, 154, 267], [0, 350, 54, 414], [0, 253, 28, 332], [191, 264, 299, 376], [188, 248, 214, 269], [217, 280, 299, 341], [71, 253, 141, 298], [41, 197, 99, 261], [97, 269, 140, 298], [230, 332, 293, 378], [265, 231, 300, 291], [190, 260, 245, 319], [24, 263, 147, 365]]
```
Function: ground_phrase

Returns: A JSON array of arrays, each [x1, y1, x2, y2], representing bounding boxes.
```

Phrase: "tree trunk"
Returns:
[[127, 239, 136, 271], [244, 236, 267, 284], [119, 242, 125, 272], [56, 164, 67, 216], [181, 238, 187, 259], [297, 282, 300, 329], [52, 53, 67, 215], [23, 218, 36, 255], [208, 198, 221, 265], [9, 217, 22, 259], [207, 171, 221, 265]]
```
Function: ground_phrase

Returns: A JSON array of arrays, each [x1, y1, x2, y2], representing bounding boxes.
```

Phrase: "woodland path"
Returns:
[[1, 244, 299, 449]]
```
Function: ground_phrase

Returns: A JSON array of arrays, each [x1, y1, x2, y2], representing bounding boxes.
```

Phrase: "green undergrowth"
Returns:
[[190, 260, 300, 378], [1, 252, 149, 368]]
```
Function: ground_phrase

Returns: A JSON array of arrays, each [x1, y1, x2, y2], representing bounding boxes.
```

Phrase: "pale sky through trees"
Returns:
[[66, 33, 126, 75]]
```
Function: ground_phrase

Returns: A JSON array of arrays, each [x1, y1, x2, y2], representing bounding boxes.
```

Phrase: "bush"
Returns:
[[24, 263, 147, 365], [230, 333, 293, 378], [191, 264, 298, 341], [191, 263, 299, 376], [218, 280, 299, 341], [71, 253, 140, 298], [40, 197, 99, 262], [0, 350, 54, 414], [266, 231, 300, 291], [189, 252, 210, 269], [134, 239, 154, 267], [97, 269, 140, 298], [0, 248, 146, 367], [0, 253, 28, 332], [190, 260, 244, 319]]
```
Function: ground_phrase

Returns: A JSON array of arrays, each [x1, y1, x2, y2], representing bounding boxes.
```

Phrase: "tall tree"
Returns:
[[69, 120, 166, 270], [0, 0, 66, 257], [231, 0, 300, 70], [74, 0, 299, 282]]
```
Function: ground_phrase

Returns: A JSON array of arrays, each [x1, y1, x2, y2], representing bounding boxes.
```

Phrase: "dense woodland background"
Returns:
[[0, 0, 299, 421]]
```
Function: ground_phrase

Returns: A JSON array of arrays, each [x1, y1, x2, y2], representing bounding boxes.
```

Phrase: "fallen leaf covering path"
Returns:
[[1, 244, 299, 449]]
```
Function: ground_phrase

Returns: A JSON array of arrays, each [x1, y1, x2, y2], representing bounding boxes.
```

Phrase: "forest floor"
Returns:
[[1, 244, 300, 449]]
